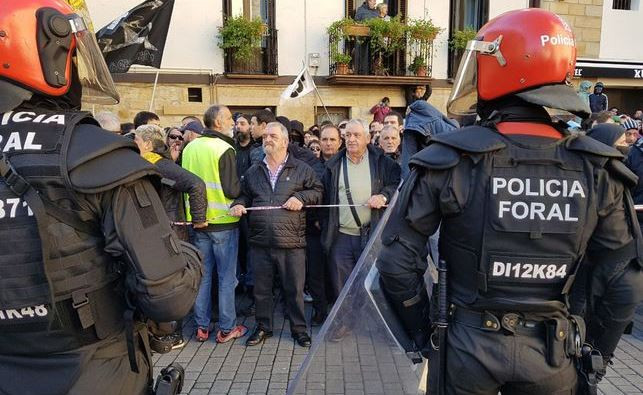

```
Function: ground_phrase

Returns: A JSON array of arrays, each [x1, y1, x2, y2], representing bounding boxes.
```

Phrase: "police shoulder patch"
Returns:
[[566, 134, 624, 159]]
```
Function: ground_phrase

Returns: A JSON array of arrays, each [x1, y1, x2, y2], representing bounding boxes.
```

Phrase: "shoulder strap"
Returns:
[[409, 126, 505, 171], [342, 154, 363, 228]]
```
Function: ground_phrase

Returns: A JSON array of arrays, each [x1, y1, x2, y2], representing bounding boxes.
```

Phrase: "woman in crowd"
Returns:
[[307, 139, 322, 159], [165, 126, 185, 162], [133, 124, 208, 349]]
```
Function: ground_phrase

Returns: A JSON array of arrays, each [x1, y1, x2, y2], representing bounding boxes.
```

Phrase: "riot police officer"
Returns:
[[377, 8, 643, 394], [0, 1, 202, 394]]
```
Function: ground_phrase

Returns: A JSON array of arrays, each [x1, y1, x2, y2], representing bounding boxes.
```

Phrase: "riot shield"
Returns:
[[288, 192, 429, 395]]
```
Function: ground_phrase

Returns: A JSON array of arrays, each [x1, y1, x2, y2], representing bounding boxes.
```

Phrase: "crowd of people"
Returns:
[[92, 89, 642, 351]]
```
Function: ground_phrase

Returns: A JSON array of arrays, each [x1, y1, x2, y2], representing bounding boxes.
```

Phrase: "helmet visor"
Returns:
[[446, 45, 478, 116], [69, 15, 120, 104]]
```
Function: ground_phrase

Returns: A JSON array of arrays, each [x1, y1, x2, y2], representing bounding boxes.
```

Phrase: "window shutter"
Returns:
[[346, 0, 355, 18], [399, 0, 407, 20]]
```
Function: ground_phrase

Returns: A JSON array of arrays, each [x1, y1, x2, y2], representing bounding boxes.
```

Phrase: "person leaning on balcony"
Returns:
[[354, 0, 379, 75], [377, 2, 390, 21]]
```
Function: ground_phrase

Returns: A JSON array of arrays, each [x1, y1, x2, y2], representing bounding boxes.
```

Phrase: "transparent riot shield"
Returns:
[[288, 192, 429, 395]]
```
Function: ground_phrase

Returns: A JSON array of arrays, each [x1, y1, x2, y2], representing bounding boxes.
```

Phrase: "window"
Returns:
[[613, 0, 631, 9], [228, 106, 276, 117], [187, 87, 202, 102], [223, 0, 277, 75], [346, 0, 407, 20], [227, 0, 270, 20], [448, 0, 489, 78], [316, 107, 350, 126]]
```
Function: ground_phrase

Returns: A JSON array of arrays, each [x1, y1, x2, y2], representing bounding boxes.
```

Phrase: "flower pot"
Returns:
[[415, 66, 427, 77], [336, 63, 349, 75], [343, 24, 370, 37]]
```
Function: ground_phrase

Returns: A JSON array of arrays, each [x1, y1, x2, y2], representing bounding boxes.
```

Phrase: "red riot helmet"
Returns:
[[0, 0, 119, 112], [447, 8, 590, 118]]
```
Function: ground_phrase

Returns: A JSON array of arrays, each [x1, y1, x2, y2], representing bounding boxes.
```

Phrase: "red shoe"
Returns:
[[216, 325, 248, 343], [196, 327, 209, 342]]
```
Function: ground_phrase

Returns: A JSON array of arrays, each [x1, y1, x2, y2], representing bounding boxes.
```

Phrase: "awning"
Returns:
[[574, 58, 643, 79]]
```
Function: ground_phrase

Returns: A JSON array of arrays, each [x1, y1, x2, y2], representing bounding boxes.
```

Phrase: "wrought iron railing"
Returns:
[[224, 27, 278, 75], [328, 25, 433, 78]]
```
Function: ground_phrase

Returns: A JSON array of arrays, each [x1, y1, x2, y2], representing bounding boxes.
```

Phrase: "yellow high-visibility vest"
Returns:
[[182, 137, 239, 225]]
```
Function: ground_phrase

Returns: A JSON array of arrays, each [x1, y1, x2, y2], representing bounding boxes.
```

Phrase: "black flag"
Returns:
[[96, 0, 174, 73]]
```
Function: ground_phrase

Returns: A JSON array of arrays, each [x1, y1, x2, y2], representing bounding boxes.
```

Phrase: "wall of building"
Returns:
[[87, 80, 455, 128], [600, 1, 643, 61], [540, 0, 604, 59], [489, 0, 530, 18]]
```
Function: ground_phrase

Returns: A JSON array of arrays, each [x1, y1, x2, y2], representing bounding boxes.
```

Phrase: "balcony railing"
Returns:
[[224, 27, 278, 76], [328, 24, 434, 83]]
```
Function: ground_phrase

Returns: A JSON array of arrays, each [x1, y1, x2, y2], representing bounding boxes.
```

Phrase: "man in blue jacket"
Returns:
[[401, 100, 459, 179]]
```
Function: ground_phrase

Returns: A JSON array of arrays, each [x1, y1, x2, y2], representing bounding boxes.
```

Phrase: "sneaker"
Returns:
[[216, 325, 248, 343], [196, 327, 209, 342], [303, 291, 313, 303]]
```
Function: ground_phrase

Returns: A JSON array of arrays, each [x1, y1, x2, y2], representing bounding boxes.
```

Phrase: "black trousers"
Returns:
[[586, 259, 643, 361], [252, 246, 307, 334], [429, 321, 578, 395], [306, 234, 327, 314]]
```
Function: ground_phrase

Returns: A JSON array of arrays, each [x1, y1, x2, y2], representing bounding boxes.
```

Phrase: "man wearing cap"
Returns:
[[181, 120, 205, 144], [589, 82, 609, 113], [623, 119, 641, 146]]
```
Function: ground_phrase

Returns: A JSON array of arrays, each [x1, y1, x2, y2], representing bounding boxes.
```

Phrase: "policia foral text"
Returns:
[[377, 9, 643, 395], [0, 1, 202, 394]]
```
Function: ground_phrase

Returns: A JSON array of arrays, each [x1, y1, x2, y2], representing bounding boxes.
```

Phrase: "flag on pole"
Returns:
[[96, 0, 175, 73], [280, 65, 316, 104]]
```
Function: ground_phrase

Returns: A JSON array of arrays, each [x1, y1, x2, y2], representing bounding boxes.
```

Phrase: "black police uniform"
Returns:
[[0, 109, 202, 395], [377, 110, 642, 394]]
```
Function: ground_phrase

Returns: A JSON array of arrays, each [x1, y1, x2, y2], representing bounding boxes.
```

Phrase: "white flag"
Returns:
[[280, 66, 316, 104]]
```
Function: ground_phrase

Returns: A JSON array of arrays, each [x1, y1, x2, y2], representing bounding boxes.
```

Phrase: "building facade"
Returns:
[[84, 0, 641, 127]]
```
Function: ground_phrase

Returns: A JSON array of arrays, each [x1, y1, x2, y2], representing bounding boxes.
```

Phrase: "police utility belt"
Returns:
[[449, 306, 586, 365]]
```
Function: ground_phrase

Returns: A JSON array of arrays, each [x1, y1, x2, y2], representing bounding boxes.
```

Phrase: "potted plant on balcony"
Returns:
[[450, 27, 477, 51], [365, 17, 406, 75], [218, 15, 265, 63], [327, 18, 355, 43], [366, 16, 406, 55], [333, 53, 352, 75], [407, 18, 442, 41], [409, 56, 427, 77]]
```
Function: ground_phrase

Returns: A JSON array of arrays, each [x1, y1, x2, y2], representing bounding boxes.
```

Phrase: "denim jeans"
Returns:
[[193, 228, 239, 332], [328, 233, 363, 300]]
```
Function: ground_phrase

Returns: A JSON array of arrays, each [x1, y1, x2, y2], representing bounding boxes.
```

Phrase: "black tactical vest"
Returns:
[[412, 126, 622, 314], [0, 110, 125, 355]]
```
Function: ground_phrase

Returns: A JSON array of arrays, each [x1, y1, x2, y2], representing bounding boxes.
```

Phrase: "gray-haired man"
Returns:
[[230, 122, 323, 347]]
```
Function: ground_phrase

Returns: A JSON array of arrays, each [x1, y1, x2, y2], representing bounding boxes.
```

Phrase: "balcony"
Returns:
[[221, 24, 278, 78], [327, 18, 438, 85]]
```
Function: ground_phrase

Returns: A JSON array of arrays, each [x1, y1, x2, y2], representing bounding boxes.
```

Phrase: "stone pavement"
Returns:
[[152, 299, 643, 395]]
